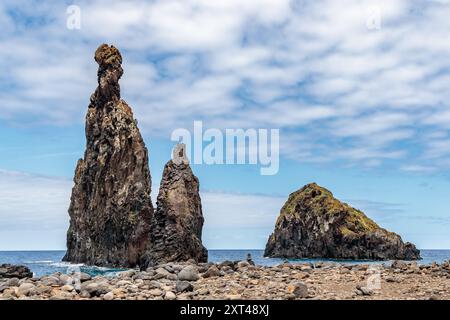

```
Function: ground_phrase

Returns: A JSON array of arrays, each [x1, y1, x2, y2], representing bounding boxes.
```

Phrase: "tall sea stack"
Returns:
[[63, 44, 154, 267], [141, 144, 208, 268], [265, 183, 420, 260]]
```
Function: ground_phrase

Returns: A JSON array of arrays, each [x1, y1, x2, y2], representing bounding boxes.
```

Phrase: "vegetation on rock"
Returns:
[[265, 183, 421, 260]]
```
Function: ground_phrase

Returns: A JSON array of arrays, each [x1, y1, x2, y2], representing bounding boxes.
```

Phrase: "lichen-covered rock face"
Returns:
[[141, 145, 208, 268], [63, 44, 153, 267], [264, 183, 421, 260]]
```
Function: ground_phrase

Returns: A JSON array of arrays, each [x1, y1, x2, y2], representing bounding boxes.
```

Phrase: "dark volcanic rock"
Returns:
[[141, 144, 208, 268], [63, 44, 154, 267], [264, 183, 420, 260], [0, 264, 33, 279]]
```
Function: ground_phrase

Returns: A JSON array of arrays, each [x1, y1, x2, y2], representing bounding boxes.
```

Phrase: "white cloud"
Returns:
[[0, 170, 72, 250], [0, 170, 71, 229], [1, 0, 450, 171], [401, 165, 436, 173], [201, 191, 284, 229], [333, 113, 412, 137]]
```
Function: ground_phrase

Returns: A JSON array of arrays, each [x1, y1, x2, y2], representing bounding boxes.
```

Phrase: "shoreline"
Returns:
[[1, 259, 449, 300]]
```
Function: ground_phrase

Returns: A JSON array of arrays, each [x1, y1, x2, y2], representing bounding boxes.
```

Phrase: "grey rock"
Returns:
[[155, 267, 171, 279], [167, 274, 178, 281], [0, 277, 20, 292], [196, 288, 210, 295], [17, 283, 35, 296], [133, 272, 153, 281], [149, 289, 163, 296], [177, 266, 199, 281], [103, 292, 114, 300], [59, 274, 73, 285], [61, 284, 74, 292], [300, 266, 313, 273], [79, 272, 92, 282], [391, 260, 408, 270], [0, 284, 7, 293], [80, 280, 111, 297], [50, 291, 73, 300], [118, 270, 136, 279], [237, 261, 249, 268], [164, 291, 176, 300], [176, 280, 194, 293], [40, 276, 60, 286], [202, 266, 222, 278], [0, 264, 33, 279], [63, 44, 153, 268], [219, 260, 236, 270], [164, 265, 175, 273], [141, 144, 207, 268], [265, 183, 421, 260], [6, 278, 20, 287], [148, 281, 162, 289], [356, 285, 373, 296], [287, 281, 308, 298], [384, 276, 400, 283]]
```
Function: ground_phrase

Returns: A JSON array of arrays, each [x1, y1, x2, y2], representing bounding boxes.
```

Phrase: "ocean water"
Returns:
[[0, 250, 449, 278]]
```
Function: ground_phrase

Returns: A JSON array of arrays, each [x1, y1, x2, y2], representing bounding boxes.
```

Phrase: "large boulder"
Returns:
[[141, 144, 208, 268], [63, 44, 154, 267], [0, 264, 33, 279], [265, 183, 421, 260]]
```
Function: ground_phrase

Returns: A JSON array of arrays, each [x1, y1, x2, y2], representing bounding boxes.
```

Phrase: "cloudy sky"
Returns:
[[1, 0, 450, 250]]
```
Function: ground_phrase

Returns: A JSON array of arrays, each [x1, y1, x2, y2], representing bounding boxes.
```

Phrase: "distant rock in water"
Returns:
[[0, 264, 33, 279], [264, 183, 420, 260], [63, 44, 154, 267], [141, 144, 208, 268]]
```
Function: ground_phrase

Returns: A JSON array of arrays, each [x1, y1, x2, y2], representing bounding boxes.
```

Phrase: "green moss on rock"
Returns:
[[265, 183, 421, 260]]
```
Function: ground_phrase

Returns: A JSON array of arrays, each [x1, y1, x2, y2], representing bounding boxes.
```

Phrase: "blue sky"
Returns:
[[1, 0, 450, 250]]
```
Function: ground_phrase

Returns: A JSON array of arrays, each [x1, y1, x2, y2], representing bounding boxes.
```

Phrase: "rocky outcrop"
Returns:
[[265, 183, 421, 260], [63, 44, 153, 267], [0, 264, 33, 279], [141, 144, 208, 268]]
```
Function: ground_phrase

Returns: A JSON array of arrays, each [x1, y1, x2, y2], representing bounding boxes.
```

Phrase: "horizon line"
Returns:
[[0, 248, 448, 252]]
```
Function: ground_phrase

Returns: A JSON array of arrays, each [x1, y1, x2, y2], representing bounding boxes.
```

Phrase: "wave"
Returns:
[[49, 262, 127, 275], [24, 260, 55, 264], [49, 262, 85, 268]]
